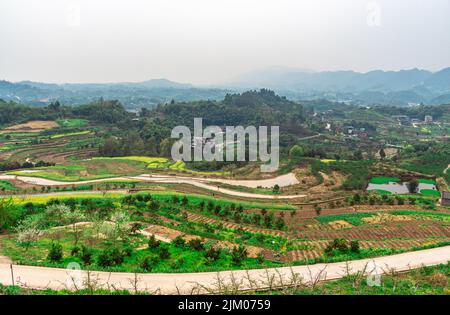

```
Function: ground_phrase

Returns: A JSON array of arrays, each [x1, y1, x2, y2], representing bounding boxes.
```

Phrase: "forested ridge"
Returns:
[[1, 90, 313, 158], [0, 98, 131, 126]]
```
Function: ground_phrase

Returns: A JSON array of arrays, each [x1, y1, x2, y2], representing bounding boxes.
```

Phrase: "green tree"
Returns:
[[272, 184, 280, 194], [408, 179, 419, 193], [80, 245, 93, 265], [0, 198, 14, 231], [148, 235, 161, 249], [47, 243, 63, 262], [171, 235, 186, 247], [231, 245, 248, 265], [62, 210, 86, 246], [289, 145, 304, 163]]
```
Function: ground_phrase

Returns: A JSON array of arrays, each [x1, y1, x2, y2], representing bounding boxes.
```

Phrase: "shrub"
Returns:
[[204, 246, 221, 262], [97, 247, 124, 267], [130, 222, 141, 234], [110, 247, 124, 265], [408, 179, 419, 193], [47, 243, 63, 262], [255, 234, 265, 243], [140, 255, 159, 272], [170, 257, 185, 269], [256, 253, 265, 264], [275, 217, 285, 229], [350, 240, 360, 253], [231, 245, 248, 265], [70, 246, 80, 256], [188, 238, 204, 251], [80, 245, 93, 265], [171, 235, 186, 247], [314, 205, 322, 216], [325, 238, 349, 254], [97, 250, 113, 267], [158, 246, 170, 259], [149, 200, 160, 212], [122, 245, 133, 257], [272, 184, 280, 194], [148, 235, 161, 249], [142, 194, 152, 202]]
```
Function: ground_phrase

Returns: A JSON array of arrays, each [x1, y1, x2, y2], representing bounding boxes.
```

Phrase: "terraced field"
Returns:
[[1, 118, 450, 280]]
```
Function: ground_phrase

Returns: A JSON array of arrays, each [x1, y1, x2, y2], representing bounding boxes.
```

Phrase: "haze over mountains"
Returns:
[[0, 79, 229, 110], [1, 67, 450, 109], [229, 66, 450, 105]]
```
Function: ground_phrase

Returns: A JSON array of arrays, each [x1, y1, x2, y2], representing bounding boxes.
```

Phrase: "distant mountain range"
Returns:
[[0, 79, 229, 109], [1, 67, 450, 108], [227, 66, 450, 106]]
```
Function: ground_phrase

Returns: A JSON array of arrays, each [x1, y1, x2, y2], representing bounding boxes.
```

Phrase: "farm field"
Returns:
[[1, 190, 449, 274], [2, 0, 450, 300], [0, 94, 449, 295]]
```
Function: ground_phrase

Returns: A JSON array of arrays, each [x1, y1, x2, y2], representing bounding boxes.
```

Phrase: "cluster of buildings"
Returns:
[[342, 125, 369, 138], [392, 114, 434, 127]]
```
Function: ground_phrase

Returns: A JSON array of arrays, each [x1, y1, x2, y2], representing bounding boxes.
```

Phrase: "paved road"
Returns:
[[1, 246, 448, 294], [0, 173, 304, 200]]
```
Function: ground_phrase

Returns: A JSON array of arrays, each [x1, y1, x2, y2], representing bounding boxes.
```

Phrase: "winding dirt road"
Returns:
[[0, 173, 305, 200], [0, 246, 448, 294]]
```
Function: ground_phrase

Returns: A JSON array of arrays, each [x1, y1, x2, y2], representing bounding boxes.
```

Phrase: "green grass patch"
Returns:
[[169, 160, 186, 171], [134, 191, 295, 211], [56, 119, 89, 128], [418, 179, 437, 185], [419, 189, 441, 197], [371, 189, 392, 195], [7, 159, 147, 182], [94, 156, 229, 176], [311, 159, 373, 190], [369, 177, 401, 184], [50, 131, 91, 139], [0, 226, 281, 274], [0, 180, 18, 191], [0, 143, 26, 151], [93, 156, 168, 164], [273, 263, 450, 295], [316, 212, 376, 226], [7, 191, 294, 211]]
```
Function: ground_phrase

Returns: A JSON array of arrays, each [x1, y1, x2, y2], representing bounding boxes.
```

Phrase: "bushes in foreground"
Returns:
[[324, 238, 360, 255]]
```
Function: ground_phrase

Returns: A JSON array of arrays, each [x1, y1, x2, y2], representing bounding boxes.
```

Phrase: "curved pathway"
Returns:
[[0, 246, 448, 294], [0, 173, 305, 200]]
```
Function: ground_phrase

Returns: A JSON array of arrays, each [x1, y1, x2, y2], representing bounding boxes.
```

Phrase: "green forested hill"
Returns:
[[148, 89, 310, 135]]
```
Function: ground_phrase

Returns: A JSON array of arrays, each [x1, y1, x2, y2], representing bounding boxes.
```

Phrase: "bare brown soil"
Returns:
[[1, 121, 59, 133], [142, 223, 267, 258]]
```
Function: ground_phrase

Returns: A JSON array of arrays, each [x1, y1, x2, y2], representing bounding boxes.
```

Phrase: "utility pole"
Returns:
[[10, 264, 14, 286]]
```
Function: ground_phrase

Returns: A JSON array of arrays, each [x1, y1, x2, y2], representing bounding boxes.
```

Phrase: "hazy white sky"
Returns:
[[1, 0, 449, 84]]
